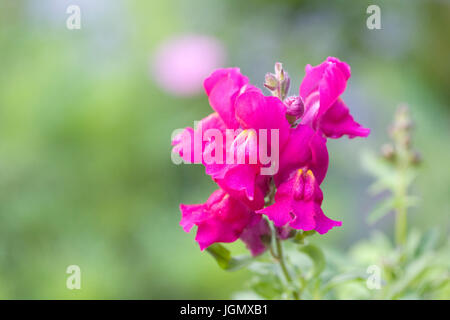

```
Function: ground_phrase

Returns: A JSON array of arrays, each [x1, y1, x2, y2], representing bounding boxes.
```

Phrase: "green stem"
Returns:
[[266, 178, 301, 299], [270, 223, 300, 300], [395, 168, 408, 246]]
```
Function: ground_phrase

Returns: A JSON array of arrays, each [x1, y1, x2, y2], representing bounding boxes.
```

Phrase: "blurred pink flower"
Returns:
[[152, 35, 226, 96]]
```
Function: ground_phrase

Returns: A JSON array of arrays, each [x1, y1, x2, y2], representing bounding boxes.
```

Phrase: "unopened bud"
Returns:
[[284, 96, 305, 118], [264, 73, 278, 91], [381, 143, 395, 160], [394, 104, 413, 131], [283, 74, 291, 96], [274, 62, 284, 79], [264, 62, 291, 100]]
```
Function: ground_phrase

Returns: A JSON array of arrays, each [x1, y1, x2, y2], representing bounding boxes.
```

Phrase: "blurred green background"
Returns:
[[0, 0, 448, 299]]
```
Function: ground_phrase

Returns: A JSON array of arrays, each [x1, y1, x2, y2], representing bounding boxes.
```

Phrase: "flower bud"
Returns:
[[274, 62, 284, 79], [264, 62, 291, 100], [381, 143, 395, 160], [284, 96, 305, 118], [264, 73, 278, 91]]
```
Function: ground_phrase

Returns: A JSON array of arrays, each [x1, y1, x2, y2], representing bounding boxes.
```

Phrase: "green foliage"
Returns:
[[206, 244, 253, 271], [339, 230, 450, 299]]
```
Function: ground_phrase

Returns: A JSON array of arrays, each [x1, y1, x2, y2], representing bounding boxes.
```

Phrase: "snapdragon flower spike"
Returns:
[[257, 169, 341, 233], [299, 57, 370, 139]]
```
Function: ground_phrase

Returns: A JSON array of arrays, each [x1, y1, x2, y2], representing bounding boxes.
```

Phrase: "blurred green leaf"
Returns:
[[206, 244, 253, 271], [367, 197, 395, 224], [387, 253, 433, 299], [250, 277, 283, 299], [322, 272, 366, 294], [299, 244, 325, 278]]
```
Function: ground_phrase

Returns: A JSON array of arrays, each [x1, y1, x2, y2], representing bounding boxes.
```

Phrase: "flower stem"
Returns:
[[276, 235, 300, 300], [391, 105, 414, 247], [395, 166, 408, 246], [269, 222, 300, 300]]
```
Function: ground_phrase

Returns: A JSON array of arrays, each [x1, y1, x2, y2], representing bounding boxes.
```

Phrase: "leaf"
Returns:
[[362, 151, 393, 178], [415, 229, 439, 258], [299, 244, 325, 278], [206, 243, 253, 271], [247, 262, 277, 276], [322, 272, 366, 293], [250, 277, 283, 299], [367, 197, 395, 224], [387, 253, 433, 299]]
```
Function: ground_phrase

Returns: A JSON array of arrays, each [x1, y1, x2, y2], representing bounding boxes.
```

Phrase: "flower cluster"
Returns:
[[173, 57, 370, 256]]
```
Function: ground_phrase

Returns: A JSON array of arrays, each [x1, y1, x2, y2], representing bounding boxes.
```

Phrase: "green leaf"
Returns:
[[387, 253, 433, 299], [414, 229, 439, 257], [322, 272, 366, 293], [362, 151, 393, 178], [250, 277, 283, 299], [367, 197, 395, 224], [299, 244, 325, 278], [292, 230, 316, 244], [206, 243, 253, 271]]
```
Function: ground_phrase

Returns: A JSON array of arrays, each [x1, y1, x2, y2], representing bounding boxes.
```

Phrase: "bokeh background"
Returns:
[[0, 0, 448, 299]]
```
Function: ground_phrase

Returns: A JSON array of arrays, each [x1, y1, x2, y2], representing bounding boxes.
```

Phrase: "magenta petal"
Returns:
[[299, 57, 364, 135], [256, 199, 292, 227], [204, 68, 247, 96], [313, 206, 342, 234], [204, 68, 249, 129], [196, 218, 242, 250], [262, 169, 341, 234], [235, 91, 290, 148], [180, 189, 254, 250], [172, 112, 227, 163], [218, 174, 268, 211], [215, 164, 258, 201], [289, 201, 316, 231], [180, 204, 204, 232], [319, 99, 371, 139], [300, 57, 351, 120], [307, 132, 329, 185], [172, 127, 195, 163], [276, 125, 329, 185], [316, 60, 350, 119]]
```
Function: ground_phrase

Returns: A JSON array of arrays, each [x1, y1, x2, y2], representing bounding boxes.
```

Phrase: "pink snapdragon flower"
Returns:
[[259, 124, 341, 233], [299, 57, 370, 138], [258, 169, 341, 234], [174, 57, 369, 255]]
